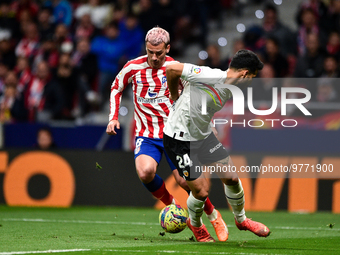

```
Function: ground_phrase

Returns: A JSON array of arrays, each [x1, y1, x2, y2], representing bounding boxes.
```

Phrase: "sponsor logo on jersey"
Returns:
[[162, 76, 167, 86], [148, 88, 157, 98], [193, 67, 202, 74], [136, 96, 165, 104], [209, 142, 222, 153]]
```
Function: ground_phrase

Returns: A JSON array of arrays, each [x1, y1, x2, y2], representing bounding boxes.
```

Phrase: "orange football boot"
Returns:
[[235, 218, 270, 237], [210, 210, 229, 241], [187, 218, 215, 242]]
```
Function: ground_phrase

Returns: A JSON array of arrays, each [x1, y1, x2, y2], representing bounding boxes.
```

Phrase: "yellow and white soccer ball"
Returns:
[[159, 204, 188, 233]]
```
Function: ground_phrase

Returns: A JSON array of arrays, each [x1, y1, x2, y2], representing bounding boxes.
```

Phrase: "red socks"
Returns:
[[203, 197, 215, 215], [151, 182, 215, 213], [151, 182, 173, 205]]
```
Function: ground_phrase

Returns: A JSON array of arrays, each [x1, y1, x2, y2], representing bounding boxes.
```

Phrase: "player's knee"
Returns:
[[192, 189, 209, 201], [225, 177, 239, 185], [136, 167, 156, 183]]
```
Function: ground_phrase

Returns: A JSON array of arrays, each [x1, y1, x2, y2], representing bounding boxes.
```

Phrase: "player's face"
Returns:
[[37, 130, 52, 150], [146, 42, 170, 69]]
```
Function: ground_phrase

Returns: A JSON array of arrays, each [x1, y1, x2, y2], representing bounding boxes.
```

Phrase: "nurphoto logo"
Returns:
[[201, 84, 312, 128]]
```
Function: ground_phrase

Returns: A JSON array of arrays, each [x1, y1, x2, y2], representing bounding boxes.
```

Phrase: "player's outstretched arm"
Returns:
[[211, 126, 218, 138], [166, 63, 184, 101], [106, 119, 120, 135]]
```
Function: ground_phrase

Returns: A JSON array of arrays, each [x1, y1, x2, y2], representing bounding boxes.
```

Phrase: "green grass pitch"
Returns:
[[0, 206, 339, 255]]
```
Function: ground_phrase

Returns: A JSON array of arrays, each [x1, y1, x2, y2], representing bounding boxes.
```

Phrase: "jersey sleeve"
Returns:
[[181, 63, 227, 86], [109, 63, 133, 121]]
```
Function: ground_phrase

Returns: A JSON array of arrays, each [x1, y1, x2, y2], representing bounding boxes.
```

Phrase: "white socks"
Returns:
[[187, 192, 205, 227], [187, 180, 246, 227], [206, 209, 218, 221], [224, 180, 246, 223]]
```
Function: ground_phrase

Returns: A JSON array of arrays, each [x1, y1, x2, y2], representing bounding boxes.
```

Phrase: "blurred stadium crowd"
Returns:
[[0, 0, 339, 124]]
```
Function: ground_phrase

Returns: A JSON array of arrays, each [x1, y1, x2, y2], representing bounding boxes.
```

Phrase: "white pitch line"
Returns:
[[1, 218, 338, 231], [0, 218, 159, 226], [0, 249, 284, 255], [103, 249, 285, 255], [273, 226, 338, 231], [0, 249, 90, 255]]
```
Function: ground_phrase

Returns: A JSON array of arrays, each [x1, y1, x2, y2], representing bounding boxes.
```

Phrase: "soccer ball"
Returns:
[[159, 204, 188, 233]]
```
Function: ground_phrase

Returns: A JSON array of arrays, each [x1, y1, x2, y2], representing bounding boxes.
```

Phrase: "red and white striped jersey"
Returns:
[[109, 55, 180, 139]]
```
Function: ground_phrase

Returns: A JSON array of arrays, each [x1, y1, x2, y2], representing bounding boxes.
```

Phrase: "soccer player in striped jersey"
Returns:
[[106, 27, 229, 241], [163, 50, 270, 242]]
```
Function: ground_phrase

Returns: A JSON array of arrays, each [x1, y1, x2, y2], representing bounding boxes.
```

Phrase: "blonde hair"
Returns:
[[145, 27, 170, 46]]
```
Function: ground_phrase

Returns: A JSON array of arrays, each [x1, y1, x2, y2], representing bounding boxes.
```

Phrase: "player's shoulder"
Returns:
[[123, 55, 149, 70], [165, 55, 178, 64], [186, 64, 225, 75], [165, 55, 176, 62]]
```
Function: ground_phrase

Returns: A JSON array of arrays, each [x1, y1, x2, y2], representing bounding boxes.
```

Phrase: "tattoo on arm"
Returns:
[[217, 156, 230, 166]]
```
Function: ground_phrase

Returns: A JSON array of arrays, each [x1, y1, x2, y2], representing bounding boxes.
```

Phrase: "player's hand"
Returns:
[[170, 92, 179, 101], [106, 119, 120, 135]]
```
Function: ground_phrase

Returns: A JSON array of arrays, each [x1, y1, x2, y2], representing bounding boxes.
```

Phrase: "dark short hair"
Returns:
[[325, 54, 338, 62], [301, 7, 316, 17], [37, 127, 52, 137], [229, 49, 264, 74], [40, 7, 52, 14], [106, 21, 119, 30], [264, 3, 277, 14], [266, 36, 280, 48]]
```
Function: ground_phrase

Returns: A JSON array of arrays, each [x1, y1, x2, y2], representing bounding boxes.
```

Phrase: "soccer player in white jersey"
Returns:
[[106, 27, 229, 241], [163, 50, 270, 242]]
